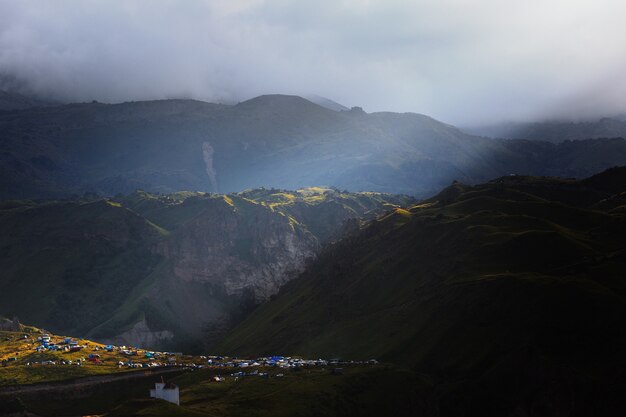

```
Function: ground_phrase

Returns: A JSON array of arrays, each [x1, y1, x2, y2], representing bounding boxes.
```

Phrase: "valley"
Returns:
[[2, 93, 626, 413], [0, 187, 411, 352], [4, 2, 626, 415], [0, 168, 625, 415]]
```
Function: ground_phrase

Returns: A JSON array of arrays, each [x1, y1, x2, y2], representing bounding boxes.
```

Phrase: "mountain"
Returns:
[[465, 117, 626, 143], [0, 188, 412, 352], [217, 167, 626, 415], [0, 89, 54, 111], [2, 94, 626, 200], [305, 94, 349, 111]]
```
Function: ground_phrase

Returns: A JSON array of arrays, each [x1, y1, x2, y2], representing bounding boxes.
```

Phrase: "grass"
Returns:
[[0, 329, 134, 385], [215, 173, 626, 415], [2, 324, 433, 417], [223, 195, 234, 207], [0, 186, 411, 356], [0, 325, 209, 388], [0, 199, 166, 337], [88, 260, 174, 339], [106, 365, 432, 417]]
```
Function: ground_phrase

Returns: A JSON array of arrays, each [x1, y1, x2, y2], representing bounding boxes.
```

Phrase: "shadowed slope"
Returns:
[[217, 167, 626, 416]]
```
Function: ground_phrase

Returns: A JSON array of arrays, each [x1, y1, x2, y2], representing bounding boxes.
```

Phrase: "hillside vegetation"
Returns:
[[0, 188, 412, 352], [0, 324, 147, 386], [217, 167, 626, 416], [107, 366, 433, 417]]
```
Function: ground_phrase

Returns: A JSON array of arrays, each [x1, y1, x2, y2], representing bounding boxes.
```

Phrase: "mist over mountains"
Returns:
[[4, 1, 626, 125], [0, 90, 53, 111], [3, 2, 626, 416], [2, 84, 626, 417], [466, 116, 626, 143]]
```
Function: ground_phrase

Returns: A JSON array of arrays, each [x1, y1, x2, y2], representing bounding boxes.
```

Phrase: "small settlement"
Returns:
[[1, 328, 380, 407], [3, 329, 377, 371]]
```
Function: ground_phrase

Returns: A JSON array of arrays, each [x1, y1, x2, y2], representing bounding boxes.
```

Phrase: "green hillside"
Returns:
[[0, 199, 165, 336], [0, 188, 412, 352], [107, 366, 433, 417], [217, 168, 626, 415]]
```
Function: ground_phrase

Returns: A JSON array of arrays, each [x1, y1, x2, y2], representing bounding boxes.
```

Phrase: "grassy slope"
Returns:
[[0, 199, 166, 336], [0, 328, 134, 386], [107, 366, 433, 417], [6, 363, 433, 417], [119, 187, 413, 244], [216, 168, 626, 415], [0, 188, 412, 348]]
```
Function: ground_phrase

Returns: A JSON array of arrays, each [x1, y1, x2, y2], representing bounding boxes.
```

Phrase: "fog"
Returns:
[[1, 0, 626, 125]]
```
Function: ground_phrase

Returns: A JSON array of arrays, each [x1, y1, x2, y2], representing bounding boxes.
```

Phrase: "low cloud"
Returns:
[[1, 0, 626, 124]]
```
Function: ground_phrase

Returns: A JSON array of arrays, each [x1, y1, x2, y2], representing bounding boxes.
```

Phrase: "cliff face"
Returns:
[[105, 317, 175, 348], [128, 196, 321, 347], [0, 317, 21, 331], [158, 197, 318, 300], [118, 189, 412, 350]]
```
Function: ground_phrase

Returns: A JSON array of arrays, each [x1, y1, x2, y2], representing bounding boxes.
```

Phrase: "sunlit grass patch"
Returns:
[[223, 195, 234, 207]]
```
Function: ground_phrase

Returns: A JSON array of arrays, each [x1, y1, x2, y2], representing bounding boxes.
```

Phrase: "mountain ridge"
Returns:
[[3, 94, 626, 199], [465, 116, 626, 143]]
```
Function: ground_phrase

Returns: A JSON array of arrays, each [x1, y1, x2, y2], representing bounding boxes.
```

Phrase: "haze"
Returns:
[[1, 0, 626, 125]]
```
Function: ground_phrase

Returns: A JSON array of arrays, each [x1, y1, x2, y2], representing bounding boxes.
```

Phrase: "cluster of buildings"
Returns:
[[35, 335, 85, 352], [3, 330, 382, 409], [205, 355, 378, 369]]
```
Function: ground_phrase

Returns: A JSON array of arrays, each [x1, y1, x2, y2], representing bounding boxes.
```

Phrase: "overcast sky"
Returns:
[[1, 0, 626, 125]]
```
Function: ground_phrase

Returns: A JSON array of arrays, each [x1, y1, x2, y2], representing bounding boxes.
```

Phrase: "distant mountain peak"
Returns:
[[237, 94, 312, 107], [305, 94, 349, 112], [234, 94, 336, 116]]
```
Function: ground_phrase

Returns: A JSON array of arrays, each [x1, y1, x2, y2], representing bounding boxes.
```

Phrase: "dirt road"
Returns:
[[0, 367, 186, 398]]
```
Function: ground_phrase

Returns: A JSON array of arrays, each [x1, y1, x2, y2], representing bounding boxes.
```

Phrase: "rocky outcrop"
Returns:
[[0, 317, 21, 331], [103, 317, 174, 348], [131, 197, 320, 348], [158, 198, 318, 301]]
